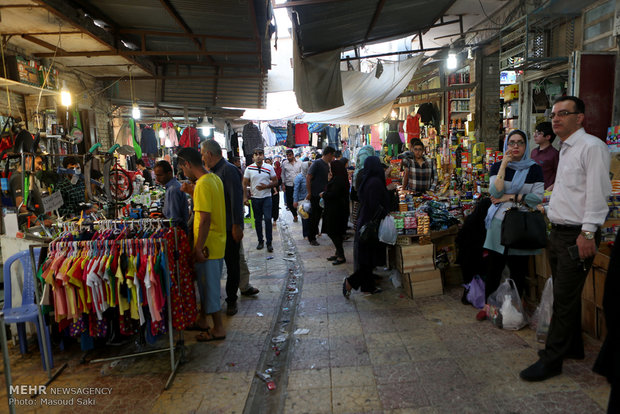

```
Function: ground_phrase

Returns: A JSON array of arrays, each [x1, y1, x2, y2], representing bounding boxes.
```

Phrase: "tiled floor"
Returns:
[[0, 206, 611, 413]]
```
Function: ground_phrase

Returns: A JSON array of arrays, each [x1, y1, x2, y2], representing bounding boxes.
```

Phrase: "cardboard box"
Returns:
[[411, 277, 443, 298], [582, 269, 595, 302], [581, 299, 596, 337]]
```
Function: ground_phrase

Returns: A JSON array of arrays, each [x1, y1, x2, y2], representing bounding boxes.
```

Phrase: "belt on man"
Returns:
[[550, 223, 581, 231]]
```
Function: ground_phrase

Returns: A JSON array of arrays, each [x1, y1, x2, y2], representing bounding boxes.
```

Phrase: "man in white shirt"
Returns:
[[521, 96, 611, 382], [243, 148, 278, 252], [281, 149, 302, 222]]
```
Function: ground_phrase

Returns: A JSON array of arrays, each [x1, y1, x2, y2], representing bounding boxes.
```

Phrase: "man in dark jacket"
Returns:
[[202, 139, 258, 316]]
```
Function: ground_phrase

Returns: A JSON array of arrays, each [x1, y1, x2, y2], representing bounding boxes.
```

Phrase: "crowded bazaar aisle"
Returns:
[[0, 209, 611, 413]]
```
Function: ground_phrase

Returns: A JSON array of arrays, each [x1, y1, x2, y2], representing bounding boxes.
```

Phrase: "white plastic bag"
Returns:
[[378, 215, 397, 245], [534, 277, 553, 343], [487, 278, 528, 330]]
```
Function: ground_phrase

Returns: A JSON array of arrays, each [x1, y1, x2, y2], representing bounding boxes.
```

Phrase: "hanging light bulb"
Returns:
[[132, 103, 141, 119], [197, 113, 214, 132], [60, 80, 71, 107], [447, 50, 458, 70]]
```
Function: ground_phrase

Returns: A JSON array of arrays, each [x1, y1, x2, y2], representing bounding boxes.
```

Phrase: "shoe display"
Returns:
[[241, 286, 260, 296], [257, 242, 264, 250], [267, 244, 273, 252], [519, 360, 561, 382], [226, 302, 238, 316]]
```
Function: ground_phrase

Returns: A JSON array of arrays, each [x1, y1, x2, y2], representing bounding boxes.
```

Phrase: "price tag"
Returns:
[[41, 191, 64, 213]]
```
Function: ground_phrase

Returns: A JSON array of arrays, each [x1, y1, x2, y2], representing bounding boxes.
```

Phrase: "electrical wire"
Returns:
[[0, 36, 12, 117], [478, 0, 502, 26]]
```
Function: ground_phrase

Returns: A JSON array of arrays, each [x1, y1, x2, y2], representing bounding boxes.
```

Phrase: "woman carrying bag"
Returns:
[[481, 130, 544, 305], [321, 159, 350, 265], [343, 156, 390, 297]]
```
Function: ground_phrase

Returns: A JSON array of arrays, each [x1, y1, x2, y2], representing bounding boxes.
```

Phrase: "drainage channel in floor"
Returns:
[[243, 220, 304, 414]]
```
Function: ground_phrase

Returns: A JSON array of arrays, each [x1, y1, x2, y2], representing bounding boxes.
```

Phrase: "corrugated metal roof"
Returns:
[[291, 0, 457, 55]]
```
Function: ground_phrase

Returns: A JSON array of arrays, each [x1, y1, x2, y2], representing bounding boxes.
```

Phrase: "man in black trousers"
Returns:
[[520, 96, 611, 382], [305, 146, 335, 246]]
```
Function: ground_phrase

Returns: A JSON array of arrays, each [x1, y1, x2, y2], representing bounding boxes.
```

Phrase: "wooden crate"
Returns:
[[402, 273, 413, 298], [596, 308, 607, 340], [581, 299, 596, 337], [443, 265, 462, 287], [410, 269, 441, 283], [411, 277, 443, 298], [594, 268, 606, 309], [534, 249, 552, 279], [395, 243, 434, 274], [582, 269, 595, 302]]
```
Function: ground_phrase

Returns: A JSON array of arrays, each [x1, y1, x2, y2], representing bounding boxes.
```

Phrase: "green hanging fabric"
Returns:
[[23, 173, 29, 206], [130, 119, 142, 159]]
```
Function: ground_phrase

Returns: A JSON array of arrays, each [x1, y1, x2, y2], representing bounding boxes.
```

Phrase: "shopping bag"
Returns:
[[463, 275, 485, 309], [533, 277, 553, 343], [378, 215, 397, 245], [487, 278, 528, 330]]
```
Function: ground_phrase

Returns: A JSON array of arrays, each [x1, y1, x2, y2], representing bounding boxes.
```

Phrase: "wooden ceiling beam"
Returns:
[[273, 0, 348, 8], [35, 0, 155, 75], [21, 34, 68, 53], [33, 50, 259, 58], [117, 29, 253, 42], [364, 0, 387, 43]]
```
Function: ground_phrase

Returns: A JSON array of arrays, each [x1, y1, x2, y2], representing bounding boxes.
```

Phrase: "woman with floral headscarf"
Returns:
[[481, 129, 544, 305]]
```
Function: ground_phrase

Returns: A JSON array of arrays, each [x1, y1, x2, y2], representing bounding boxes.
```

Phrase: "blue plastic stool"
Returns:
[[2, 249, 54, 370]]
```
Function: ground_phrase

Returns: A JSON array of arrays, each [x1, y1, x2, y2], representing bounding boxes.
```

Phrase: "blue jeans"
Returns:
[[251, 196, 272, 244]]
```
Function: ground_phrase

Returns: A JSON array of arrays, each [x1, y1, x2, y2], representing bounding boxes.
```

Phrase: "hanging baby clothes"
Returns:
[[164, 229, 197, 330], [140, 125, 158, 156], [385, 119, 402, 157], [161, 122, 178, 147], [295, 123, 309, 146], [179, 126, 199, 148]]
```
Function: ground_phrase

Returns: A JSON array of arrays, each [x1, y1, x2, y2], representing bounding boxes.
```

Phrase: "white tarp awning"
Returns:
[[301, 55, 423, 125]]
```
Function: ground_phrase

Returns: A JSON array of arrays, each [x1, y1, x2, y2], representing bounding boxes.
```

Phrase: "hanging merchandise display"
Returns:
[[140, 125, 158, 156], [295, 123, 309, 146], [179, 126, 199, 148]]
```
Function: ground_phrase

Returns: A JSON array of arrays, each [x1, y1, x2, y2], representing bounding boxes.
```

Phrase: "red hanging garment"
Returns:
[[294, 123, 309, 146], [164, 229, 198, 330], [179, 127, 199, 148]]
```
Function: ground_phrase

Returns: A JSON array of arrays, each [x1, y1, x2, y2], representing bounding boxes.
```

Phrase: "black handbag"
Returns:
[[359, 205, 385, 243], [501, 206, 547, 249]]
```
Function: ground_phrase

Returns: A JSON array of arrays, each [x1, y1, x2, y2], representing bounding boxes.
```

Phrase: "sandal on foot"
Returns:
[[186, 324, 210, 332], [342, 278, 351, 299], [196, 328, 226, 342]]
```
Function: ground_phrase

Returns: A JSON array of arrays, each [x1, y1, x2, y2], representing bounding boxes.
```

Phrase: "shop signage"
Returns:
[[42, 191, 64, 213]]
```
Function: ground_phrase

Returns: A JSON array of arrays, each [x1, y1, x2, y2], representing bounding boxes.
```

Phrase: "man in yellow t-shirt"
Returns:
[[177, 147, 227, 342]]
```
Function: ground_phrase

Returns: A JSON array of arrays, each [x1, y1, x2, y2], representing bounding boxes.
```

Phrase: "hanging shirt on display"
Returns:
[[161, 122, 178, 147], [405, 113, 421, 143], [370, 125, 381, 150], [179, 127, 199, 148], [242, 122, 264, 154], [140, 125, 158, 155], [325, 126, 340, 149], [286, 121, 295, 148], [295, 123, 309, 146], [261, 123, 277, 147]]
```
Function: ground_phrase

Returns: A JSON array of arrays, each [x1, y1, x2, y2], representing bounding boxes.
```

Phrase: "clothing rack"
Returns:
[[49, 218, 186, 390]]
